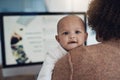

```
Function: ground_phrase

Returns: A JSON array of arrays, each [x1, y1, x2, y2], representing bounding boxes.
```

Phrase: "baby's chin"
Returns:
[[65, 45, 79, 51]]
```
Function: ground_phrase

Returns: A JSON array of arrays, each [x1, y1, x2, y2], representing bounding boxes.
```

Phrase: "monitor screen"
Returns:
[[1, 12, 97, 68]]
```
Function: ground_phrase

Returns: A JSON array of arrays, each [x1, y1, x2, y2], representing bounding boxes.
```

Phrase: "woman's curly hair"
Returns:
[[87, 0, 120, 41]]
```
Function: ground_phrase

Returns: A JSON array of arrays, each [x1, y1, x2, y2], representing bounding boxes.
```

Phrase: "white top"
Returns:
[[37, 45, 67, 80]]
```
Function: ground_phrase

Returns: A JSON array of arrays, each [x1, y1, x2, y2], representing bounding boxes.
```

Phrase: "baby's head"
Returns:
[[56, 15, 88, 51]]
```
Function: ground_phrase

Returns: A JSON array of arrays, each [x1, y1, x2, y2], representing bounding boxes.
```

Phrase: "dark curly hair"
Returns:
[[87, 0, 120, 41]]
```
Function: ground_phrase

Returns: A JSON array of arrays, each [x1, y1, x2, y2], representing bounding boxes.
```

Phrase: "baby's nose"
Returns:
[[70, 34, 76, 39]]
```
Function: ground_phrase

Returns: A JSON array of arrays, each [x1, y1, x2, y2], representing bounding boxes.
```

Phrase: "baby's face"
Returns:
[[56, 18, 87, 51]]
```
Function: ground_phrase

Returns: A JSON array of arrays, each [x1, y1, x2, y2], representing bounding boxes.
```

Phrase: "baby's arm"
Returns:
[[37, 54, 55, 80], [37, 46, 67, 80]]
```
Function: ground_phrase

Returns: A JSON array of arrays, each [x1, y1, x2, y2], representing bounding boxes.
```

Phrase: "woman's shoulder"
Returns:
[[69, 43, 103, 58], [69, 40, 120, 60], [71, 43, 101, 52]]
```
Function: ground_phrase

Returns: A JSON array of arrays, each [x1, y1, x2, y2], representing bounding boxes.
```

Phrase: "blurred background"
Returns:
[[0, 0, 90, 13], [0, 0, 95, 78]]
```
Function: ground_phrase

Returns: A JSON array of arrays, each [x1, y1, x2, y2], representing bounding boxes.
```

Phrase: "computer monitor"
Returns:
[[1, 12, 96, 68]]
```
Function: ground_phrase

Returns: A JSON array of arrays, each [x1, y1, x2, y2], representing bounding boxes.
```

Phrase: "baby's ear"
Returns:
[[55, 35, 60, 42]]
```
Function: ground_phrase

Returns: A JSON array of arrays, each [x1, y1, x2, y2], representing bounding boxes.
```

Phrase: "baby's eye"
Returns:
[[63, 32, 69, 35], [75, 31, 81, 34]]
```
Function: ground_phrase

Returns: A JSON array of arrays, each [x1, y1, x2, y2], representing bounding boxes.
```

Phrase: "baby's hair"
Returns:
[[57, 15, 85, 34]]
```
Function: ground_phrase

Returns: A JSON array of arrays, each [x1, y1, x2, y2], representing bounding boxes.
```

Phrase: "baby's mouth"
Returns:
[[68, 41, 77, 44]]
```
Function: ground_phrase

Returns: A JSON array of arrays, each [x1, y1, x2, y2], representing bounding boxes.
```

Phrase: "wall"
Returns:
[[45, 0, 90, 12]]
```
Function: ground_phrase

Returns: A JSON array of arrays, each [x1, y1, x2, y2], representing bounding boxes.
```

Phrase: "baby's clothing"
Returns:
[[37, 45, 67, 80]]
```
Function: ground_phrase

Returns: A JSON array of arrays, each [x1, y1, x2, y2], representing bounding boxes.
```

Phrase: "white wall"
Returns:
[[45, 0, 91, 12]]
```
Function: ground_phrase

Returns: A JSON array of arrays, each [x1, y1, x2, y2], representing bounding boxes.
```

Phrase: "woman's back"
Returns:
[[52, 39, 120, 80]]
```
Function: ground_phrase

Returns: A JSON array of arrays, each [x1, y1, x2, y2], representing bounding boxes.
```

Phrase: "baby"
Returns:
[[37, 15, 88, 80]]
